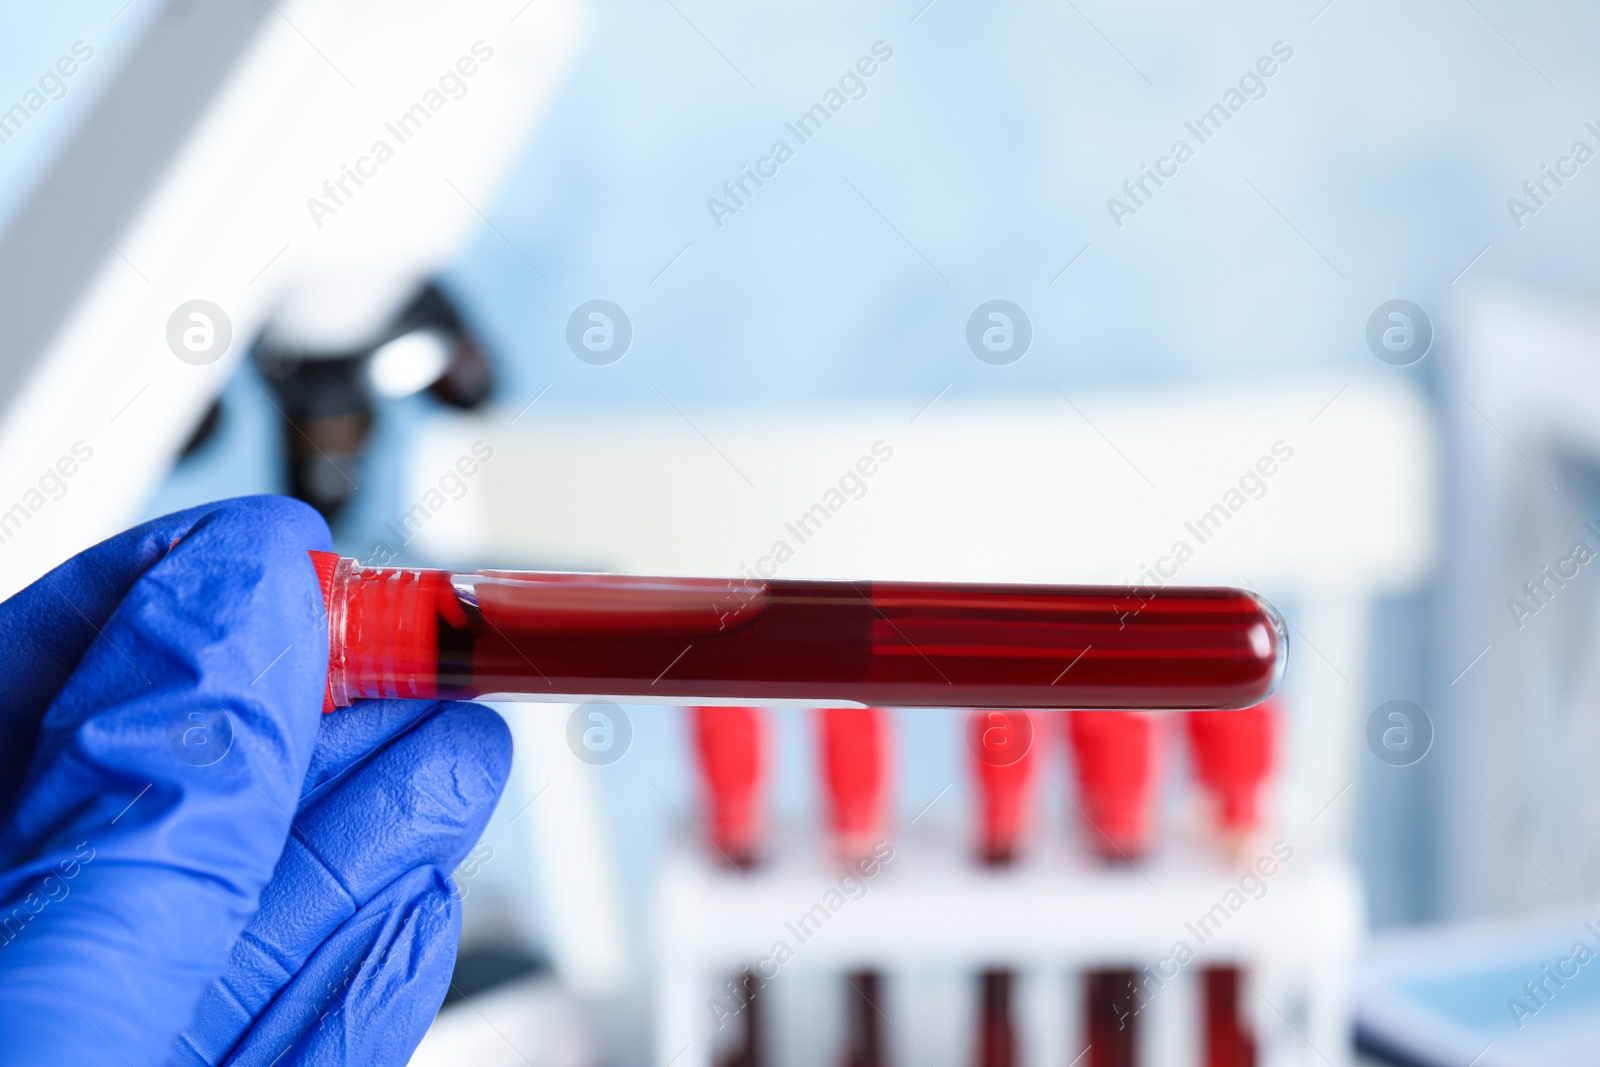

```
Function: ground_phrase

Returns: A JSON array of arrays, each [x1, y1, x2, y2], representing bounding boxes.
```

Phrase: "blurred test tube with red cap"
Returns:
[[819, 707, 891, 1067], [690, 706, 767, 869], [1066, 711, 1157, 859], [968, 710, 1037, 1067], [1186, 700, 1277, 845], [819, 706, 890, 861], [690, 707, 770, 1067], [968, 710, 1039, 866], [1188, 704, 1276, 1067]]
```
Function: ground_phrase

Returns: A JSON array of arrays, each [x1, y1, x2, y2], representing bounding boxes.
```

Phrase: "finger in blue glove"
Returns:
[[176, 699, 511, 1065]]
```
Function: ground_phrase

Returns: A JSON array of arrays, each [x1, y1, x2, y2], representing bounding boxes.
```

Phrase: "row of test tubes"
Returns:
[[683, 704, 1281, 1067]]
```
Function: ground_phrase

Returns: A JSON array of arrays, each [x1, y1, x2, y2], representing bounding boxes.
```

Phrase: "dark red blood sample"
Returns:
[[977, 968, 1017, 1067], [843, 969, 885, 1067], [691, 706, 765, 867], [969, 710, 1038, 865], [820, 706, 889, 858], [314, 554, 1287, 711], [1202, 966, 1256, 1067], [1067, 712, 1157, 858], [967, 714, 1030, 1067], [1187, 702, 1277, 835], [1084, 968, 1139, 1067], [717, 969, 764, 1067]]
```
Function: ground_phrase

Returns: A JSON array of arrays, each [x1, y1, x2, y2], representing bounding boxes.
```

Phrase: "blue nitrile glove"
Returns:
[[0, 496, 512, 1067]]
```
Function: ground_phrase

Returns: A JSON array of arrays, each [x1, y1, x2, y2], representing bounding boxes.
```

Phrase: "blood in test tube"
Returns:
[[1066, 712, 1157, 859], [716, 968, 765, 1067], [1201, 966, 1255, 1067], [976, 968, 1017, 1067], [1083, 968, 1139, 1067], [1186, 701, 1276, 843], [969, 711, 1035, 1059], [968, 711, 1035, 1067], [1188, 705, 1273, 1067], [691, 706, 766, 868], [691, 708, 767, 1067], [844, 970, 885, 1067], [969, 710, 1039, 866], [311, 553, 1287, 711], [821, 709, 889, 1067]]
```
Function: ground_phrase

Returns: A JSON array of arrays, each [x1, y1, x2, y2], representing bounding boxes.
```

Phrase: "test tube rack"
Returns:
[[654, 827, 1360, 1067], [655, 706, 1362, 1067]]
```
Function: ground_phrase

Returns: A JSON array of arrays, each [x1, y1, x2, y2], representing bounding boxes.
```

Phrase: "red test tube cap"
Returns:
[[968, 710, 1038, 865], [691, 706, 766, 868], [1186, 700, 1277, 836], [820, 706, 890, 860], [308, 551, 461, 712], [1067, 711, 1157, 859]]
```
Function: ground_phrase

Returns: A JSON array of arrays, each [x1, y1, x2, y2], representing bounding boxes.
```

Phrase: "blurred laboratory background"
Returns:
[[5, 0, 1600, 1064]]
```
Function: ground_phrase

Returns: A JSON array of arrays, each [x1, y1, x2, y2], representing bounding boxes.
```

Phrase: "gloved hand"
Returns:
[[0, 496, 512, 1066]]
